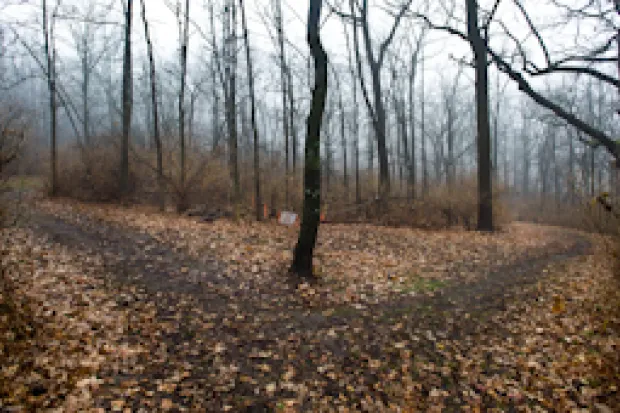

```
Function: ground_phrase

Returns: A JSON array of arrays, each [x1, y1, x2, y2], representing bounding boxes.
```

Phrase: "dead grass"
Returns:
[[49, 144, 511, 230]]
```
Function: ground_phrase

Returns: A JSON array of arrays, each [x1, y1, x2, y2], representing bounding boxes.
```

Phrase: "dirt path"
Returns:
[[27, 209, 592, 411]]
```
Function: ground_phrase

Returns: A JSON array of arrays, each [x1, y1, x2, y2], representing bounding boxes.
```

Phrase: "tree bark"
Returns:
[[42, 0, 57, 196], [81, 39, 89, 146], [223, 0, 240, 204], [446, 103, 454, 189], [492, 67, 500, 183], [120, 0, 132, 199], [336, 72, 348, 196], [408, 50, 417, 199], [343, 21, 361, 203], [466, 0, 493, 231], [421, 53, 427, 195], [208, 0, 221, 151], [139, 0, 164, 211], [291, 0, 327, 278], [275, 0, 291, 208], [360, 3, 389, 200], [239, 0, 262, 221], [177, 0, 190, 212], [288, 66, 297, 173], [521, 106, 530, 195]]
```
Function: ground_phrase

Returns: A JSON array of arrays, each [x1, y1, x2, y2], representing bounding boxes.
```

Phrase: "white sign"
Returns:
[[278, 211, 298, 225]]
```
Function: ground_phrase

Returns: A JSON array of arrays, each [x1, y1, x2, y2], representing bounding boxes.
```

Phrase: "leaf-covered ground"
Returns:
[[1, 198, 618, 412]]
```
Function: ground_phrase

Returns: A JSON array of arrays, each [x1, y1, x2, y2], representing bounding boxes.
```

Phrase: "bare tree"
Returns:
[[291, 0, 328, 278], [42, 0, 58, 196], [68, 1, 115, 146], [224, 0, 240, 204], [466, 0, 493, 231], [287, 56, 298, 174], [177, 0, 190, 212], [343, 20, 362, 203], [349, 0, 413, 201], [139, 0, 164, 211], [208, 0, 222, 151], [273, 0, 291, 207], [333, 67, 348, 197], [420, 50, 428, 195], [442, 69, 463, 191], [239, 0, 262, 221], [406, 27, 426, 200], [120, 0, 132, 198]]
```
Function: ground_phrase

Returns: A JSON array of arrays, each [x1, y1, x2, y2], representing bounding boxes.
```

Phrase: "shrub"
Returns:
[[51, 143, 513, 230], [325, 176, 510, 230]]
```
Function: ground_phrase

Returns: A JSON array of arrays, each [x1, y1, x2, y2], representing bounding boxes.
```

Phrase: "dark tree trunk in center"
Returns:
[[291, 0, 327, 278]]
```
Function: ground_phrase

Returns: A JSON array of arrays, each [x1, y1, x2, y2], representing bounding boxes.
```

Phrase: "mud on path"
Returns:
[[26, 205, 591, 411]]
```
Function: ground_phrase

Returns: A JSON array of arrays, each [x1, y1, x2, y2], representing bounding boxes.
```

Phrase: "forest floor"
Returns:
[[1, 196, 619, 412]]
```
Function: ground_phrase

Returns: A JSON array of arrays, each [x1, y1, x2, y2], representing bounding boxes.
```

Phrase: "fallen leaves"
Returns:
[[0, 228, 144, 411], [1, 198, 615, 411], [436, 242, 620, 411], [37, 198, 581, 308]]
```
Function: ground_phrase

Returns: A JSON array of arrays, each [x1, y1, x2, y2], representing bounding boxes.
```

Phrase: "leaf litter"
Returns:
[[0, 198, 616, 411]]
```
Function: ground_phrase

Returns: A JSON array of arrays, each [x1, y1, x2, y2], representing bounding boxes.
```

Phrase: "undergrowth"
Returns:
[[51, 145, 511, 230]]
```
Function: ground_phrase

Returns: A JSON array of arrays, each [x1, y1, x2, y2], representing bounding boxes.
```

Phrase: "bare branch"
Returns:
[[482, 0, 502, 31], [377, 0, 413, 66], [512, 0, 551, 66]]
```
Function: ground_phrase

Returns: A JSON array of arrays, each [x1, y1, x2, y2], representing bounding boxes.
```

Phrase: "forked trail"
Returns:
[[19, 199, 602, 411]]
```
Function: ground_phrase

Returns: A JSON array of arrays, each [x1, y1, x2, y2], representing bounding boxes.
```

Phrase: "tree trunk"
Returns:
[[287, 66, 297, 173], [336, 73, 348, 197], [492, 67, 500, 183], [177, 0, 190, 212], [189, 91, 196, 149], [140, 0, 164, 211], [81, 42, 90, 146], [351, 0, 412, 201], [224, 0, 240, 204], [447, 106, 454, 189], [522, 108, 530, 195], [368, 126, 374, 175], [567, 126, 575, 204], [466, 0, 493, 231], [551, 128, 560, 208], [43, 0, 57, 196], [591, 147, 595, 197], [275, 0, 290, 208], [120, 0, 132, 199], [343, 22, 361, 203], [421, 53, 428, 196], [209, 0, 221, 151], [240, 0, 262, 221], [291, 0, 327, 278], [369, 62, 390, 200], [408, 52, 417, 199], [398, 100, 409, 194]]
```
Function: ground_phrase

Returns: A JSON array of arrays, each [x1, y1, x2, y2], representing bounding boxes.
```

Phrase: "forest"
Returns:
[[1, 0, 619, 411]]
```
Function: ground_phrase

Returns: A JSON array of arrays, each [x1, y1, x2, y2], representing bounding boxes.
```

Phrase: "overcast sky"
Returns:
[[1, 0, 614, 117]]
